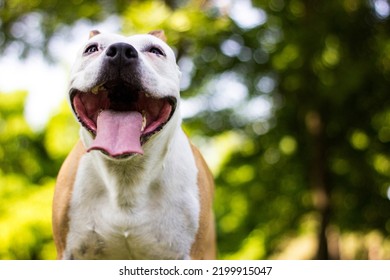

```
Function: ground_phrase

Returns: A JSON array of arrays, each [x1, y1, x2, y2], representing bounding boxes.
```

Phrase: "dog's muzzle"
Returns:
[[70, 43, 177, 158]]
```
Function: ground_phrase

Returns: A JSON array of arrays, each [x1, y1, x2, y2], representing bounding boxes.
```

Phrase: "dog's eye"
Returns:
[[84, 44, 99, 55], [148, 47, 165, 56]]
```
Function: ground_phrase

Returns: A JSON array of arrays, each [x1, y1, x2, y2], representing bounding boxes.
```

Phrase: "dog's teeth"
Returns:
[[141, 111, 147, 132], [91, 85, 100, 94], [145, 93, 151, 98]]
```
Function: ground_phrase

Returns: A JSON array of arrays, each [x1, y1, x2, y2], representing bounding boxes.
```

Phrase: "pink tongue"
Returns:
[[87, 110, 144, 157]]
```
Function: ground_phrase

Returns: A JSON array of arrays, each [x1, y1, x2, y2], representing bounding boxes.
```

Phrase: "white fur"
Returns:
[[63, 33, 200, 259], [69, 33, 181, 99]]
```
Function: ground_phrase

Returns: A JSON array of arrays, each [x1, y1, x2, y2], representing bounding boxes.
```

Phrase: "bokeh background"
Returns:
[[1, 0, 390, 260]]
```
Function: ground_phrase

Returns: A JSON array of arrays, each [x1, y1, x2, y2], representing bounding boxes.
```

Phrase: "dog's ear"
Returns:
[[89, 30, 101, 39], [148, 30, 167, 42]]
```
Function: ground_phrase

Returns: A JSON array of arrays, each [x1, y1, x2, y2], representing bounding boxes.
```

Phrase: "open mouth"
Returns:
[[70, 82, 176, 158]]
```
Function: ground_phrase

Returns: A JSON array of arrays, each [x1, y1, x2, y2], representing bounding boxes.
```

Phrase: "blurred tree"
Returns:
[[0, 92, 78, 259], [2, 0, 390, 260], [0, 91, 55, 182], [184, 0, 390, 259], [0, 0, 195, 57], [186, 0, 390, 259], [0, 91, 57, 259]]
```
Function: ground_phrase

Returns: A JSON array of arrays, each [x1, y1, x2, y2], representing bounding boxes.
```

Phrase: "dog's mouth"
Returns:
[[70, 82, 177, 158]]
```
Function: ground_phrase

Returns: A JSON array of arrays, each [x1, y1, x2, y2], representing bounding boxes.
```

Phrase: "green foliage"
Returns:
[[1, 0, 125, 57], [0, 91, 78, 259], [2, 0, 390, 260], [0, 91, 61, 182], [44, 101, 79, 160], [0, 91, 61, 259], [0, 177, 55, 259]]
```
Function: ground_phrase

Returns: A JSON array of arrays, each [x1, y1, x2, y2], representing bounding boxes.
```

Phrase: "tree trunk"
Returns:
[[305, 110, 335, 259]]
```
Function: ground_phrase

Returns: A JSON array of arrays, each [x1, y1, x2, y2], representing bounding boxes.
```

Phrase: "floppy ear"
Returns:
[[89, 30, 101, 39], [148, 30, 167, 42]]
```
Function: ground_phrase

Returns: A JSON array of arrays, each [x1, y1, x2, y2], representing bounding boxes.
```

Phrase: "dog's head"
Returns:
[[69, 30, 181, 159]]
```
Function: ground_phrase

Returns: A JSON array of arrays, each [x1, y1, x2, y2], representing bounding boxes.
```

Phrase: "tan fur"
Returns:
[[89, 30, 101, 39], [52, 140, 216, 260], [148, 30, 167, 42], [189, 143, 216, 259], [52, 141, 85, 259]]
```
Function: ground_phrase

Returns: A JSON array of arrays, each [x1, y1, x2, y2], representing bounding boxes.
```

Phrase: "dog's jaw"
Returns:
[[70, 86, 177, 158]]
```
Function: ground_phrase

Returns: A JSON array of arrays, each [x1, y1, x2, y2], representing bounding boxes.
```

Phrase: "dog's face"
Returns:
[[69, 31, 181, 159]]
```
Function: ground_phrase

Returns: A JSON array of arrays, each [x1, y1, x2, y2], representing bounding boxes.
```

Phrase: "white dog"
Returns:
[[52, 30, 216, 260]]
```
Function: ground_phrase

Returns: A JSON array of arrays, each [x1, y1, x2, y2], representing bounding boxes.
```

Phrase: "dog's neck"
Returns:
[[81, 112, 181, 209]]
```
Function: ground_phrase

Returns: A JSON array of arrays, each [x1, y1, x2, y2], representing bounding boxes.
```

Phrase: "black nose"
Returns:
[[105, 43, 138, 64]]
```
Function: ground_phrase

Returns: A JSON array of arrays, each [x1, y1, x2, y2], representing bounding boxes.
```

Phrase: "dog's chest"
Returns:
[[64, 161, 199, 260], [65, 188, 197, 260], [66, 205, 183, 259]]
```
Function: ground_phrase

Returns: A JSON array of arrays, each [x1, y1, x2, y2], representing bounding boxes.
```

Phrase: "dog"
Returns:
[[52, 30, 216, 260]]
